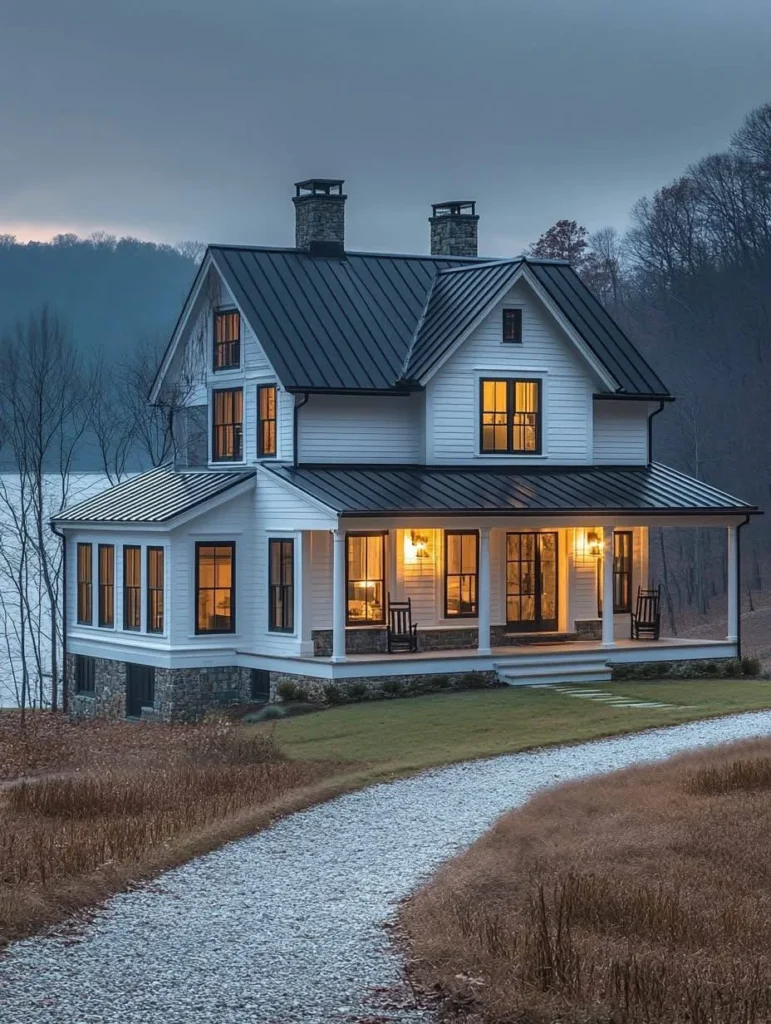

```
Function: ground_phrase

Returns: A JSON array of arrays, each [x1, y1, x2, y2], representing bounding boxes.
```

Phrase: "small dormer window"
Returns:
[[213, 310, 240, 370], [502, 308, 522, 343]]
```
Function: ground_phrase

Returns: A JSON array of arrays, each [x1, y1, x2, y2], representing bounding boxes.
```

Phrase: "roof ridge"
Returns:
[[437, 258, 522, 275]]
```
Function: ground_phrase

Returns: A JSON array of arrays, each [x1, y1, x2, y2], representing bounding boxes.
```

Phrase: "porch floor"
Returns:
[[303, 637, 732, 665]]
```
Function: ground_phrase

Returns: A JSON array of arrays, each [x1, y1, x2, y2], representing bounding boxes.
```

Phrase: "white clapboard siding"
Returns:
[[593, 401, 650, 464], [566, 526, 648, 638], [310, 530, 333, 631], [426, 280, 598, 465], [298, 395, 422, 463], [255, 470, 337, 531]]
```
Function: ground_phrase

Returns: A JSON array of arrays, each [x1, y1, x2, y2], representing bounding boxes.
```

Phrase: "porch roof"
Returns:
[[266, 462, 758, 518]]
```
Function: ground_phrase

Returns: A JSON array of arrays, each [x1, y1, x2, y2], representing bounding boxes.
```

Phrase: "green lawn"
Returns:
[[265, 679, 771, 774]]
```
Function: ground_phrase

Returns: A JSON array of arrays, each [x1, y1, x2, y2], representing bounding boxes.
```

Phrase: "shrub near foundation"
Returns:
[[401, 737, 771, 1024]]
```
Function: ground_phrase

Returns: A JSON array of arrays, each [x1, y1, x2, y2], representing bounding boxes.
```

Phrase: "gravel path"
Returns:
[[3, 711, 771, 1023]]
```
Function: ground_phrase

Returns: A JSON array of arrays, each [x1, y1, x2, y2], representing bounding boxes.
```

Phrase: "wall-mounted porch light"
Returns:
[[574, 528, 602, 563], [403, 529, 433, 567]]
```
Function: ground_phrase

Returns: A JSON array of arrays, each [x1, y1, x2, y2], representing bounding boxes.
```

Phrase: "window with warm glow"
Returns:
[[346, 533, 385, 625], [123, 546, 141, 631], [147, 547, 164, 633], [268, 538, 294, 632], [444, 531, 478, 617], [212, 387, 243, 461], [98, 544, 114, 627], [258, 384, 277, 457], [77, 543, 92, 625], [480, 378, 541, 453], [196, 543, 235, 634], [213, 310, 240, 370]]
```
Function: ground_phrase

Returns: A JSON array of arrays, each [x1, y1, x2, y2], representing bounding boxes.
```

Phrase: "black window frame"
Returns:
[[211, 386, 244, 462], [123, 545, 141, 631], [502, 307, 523, 343], [258, 384, 277, 457], [598, 530, 633, 615], [75, 654, 95, 694], [98, 543, 115, 628], [479, 377, 542, 455], [345, 532, 387, 626], [76, 542, 93, 625], [146, 546, 165, 634], [195, 541, 236, 635], [444, 530, 479, 618], [212, 308, 241, 371], [268, 538, 295, 633]]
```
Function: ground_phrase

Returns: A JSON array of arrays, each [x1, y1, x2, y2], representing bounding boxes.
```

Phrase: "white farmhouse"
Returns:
[[52, 180, 758, 719]]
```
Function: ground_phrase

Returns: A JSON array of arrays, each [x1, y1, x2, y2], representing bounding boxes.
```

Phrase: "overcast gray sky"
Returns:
[[1, 0, 770, 256]]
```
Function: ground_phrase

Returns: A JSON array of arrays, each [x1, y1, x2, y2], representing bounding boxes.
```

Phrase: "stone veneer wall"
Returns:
[[66, 654, 253, 723], [575, 618, 603, 640], [312, 624, 514, 656]]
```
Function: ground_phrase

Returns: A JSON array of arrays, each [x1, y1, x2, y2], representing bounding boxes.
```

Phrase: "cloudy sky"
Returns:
[[1, 0, 770, 256]]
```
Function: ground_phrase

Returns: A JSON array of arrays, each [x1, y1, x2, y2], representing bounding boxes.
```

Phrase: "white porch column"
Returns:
[[602, 525, 616, 647], [727, 524, 739, 643], [331, 529, 346, 662], [477, 527, 492, 655], [297, 531, 314, 656]]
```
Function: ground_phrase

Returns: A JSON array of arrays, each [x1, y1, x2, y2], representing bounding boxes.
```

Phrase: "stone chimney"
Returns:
[[293, 179, 347, 256], [429, 201, 479, 257]]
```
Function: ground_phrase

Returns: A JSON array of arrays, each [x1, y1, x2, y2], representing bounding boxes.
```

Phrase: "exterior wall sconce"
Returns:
[[404, 529, 433, 567], [575, 528, 602, 562]]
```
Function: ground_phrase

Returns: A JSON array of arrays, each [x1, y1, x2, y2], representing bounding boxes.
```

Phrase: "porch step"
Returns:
[[496, 656, 612, 687]]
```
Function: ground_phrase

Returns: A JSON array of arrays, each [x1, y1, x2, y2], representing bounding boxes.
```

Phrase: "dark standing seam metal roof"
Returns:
[[264, 463, 756, 517], [207, 247, 670, 396], [51, 466, 255, 525], [210, 247, 469, 391]]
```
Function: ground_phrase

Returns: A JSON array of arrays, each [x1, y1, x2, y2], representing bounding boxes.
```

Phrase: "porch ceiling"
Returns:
[[265, 462, 758, 519]]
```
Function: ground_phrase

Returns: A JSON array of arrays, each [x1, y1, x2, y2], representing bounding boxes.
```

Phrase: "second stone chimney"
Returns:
[[429, 200, 479, 257], [293, 179, 347, 257]]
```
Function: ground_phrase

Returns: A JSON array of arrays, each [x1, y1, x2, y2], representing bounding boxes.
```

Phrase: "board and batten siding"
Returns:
[[425, 280, 601, 465], [592, 401, 651, 464], [298, 394, 422, 464]]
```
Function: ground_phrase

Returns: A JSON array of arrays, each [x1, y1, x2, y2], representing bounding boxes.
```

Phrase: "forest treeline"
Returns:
[[527, 102, 771, 627]]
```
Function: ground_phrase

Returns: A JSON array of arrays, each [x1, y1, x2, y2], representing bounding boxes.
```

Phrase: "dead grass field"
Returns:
[[0, 712, 358, 948], [401, 737, 771, 1024]]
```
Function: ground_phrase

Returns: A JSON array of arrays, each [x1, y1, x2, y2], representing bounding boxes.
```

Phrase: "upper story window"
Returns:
[[98, 544, 114, 627], [76, 542, 92, 625], [480, 378, 541, 454], [212, 387, 243, 462], [502, 308, 522, 343], [123, 546, 141, 631], [147, 547, 165, 634], [258, 384, 277, 457], [196, 542, 235, 634], [213, 309, 240, 370]]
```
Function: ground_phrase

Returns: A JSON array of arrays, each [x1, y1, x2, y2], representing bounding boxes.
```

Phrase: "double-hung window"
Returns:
[[213, 310, 240, 370], [98, 544, 114, 627], [268, 539, 294, 632], [212, 387, 243, 462], [196, 542, 235, 634], [598, 531, 633, 615], [76, 543, 93, 625], [258, 384, 277, 457], [444, 531, 478, 618], [346, 533, 385, 625], [480, 378, 541, 454], [147, 547, 164, 633], [123, 546, 141, 631]]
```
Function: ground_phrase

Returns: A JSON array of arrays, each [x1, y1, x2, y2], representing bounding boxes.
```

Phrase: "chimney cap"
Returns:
[[294, 178, 346, 198], [431, 200, 477, 218]]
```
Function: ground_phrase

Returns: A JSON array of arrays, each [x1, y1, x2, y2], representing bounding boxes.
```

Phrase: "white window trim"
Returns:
[[266, 531, 299, 638], [501, 305, 525, 344], [208, 382, 247, 467], [211, 305, 243, 375], [473, 369, 549, 460]]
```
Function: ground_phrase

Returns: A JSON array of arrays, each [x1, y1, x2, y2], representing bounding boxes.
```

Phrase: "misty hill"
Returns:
[[0, 235, 197, 360]]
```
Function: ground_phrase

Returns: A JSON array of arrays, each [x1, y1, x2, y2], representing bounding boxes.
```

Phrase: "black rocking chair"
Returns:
[[630, 585, 662, 641], [387, 594, 419, 653]]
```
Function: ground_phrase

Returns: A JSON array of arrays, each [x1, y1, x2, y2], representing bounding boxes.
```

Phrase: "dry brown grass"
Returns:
[[401, 738, 771, 1024], [0, 713, 355, 948]]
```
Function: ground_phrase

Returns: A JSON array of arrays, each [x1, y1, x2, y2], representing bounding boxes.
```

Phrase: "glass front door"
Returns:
[[506, 532, 558, 631]]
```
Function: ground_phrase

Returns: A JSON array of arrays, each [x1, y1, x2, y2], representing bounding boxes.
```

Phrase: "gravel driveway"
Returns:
[[2, 711, 771, 1023]]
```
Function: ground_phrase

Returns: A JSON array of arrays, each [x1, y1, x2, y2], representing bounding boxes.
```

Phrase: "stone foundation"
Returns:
[[312, 624, 516, 656], [66, 654, 253, 723], [575, 618, 603, 640]]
